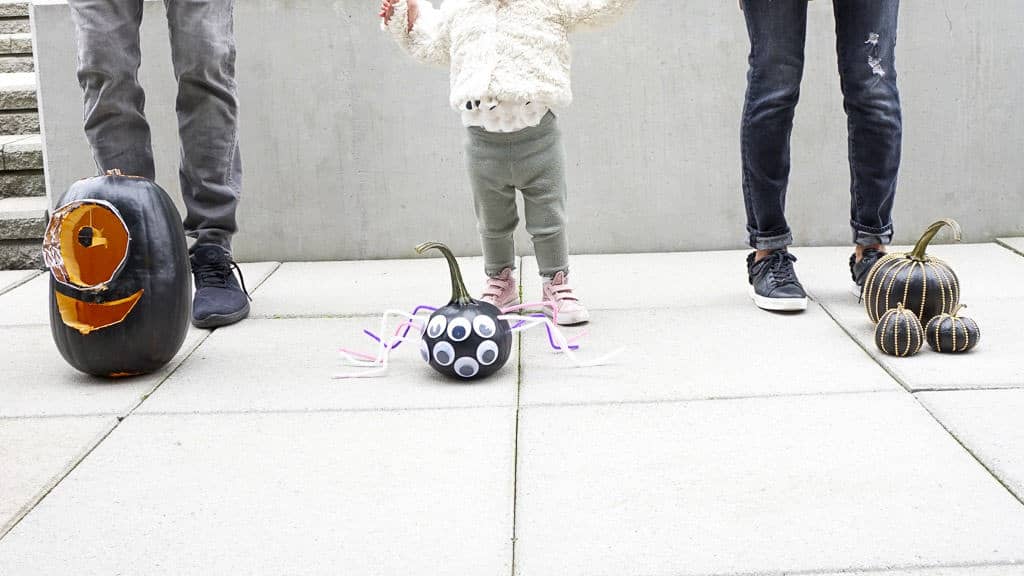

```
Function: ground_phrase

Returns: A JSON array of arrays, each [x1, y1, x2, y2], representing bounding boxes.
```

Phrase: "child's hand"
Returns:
[[379, 0, 419, 32]]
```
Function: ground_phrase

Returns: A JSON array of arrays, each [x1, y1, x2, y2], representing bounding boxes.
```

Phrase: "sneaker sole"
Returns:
[[850, 281, 865, 298], [542, 306, 590, 326], [748, 286, 808, 312], [192, 303, 251, 329]]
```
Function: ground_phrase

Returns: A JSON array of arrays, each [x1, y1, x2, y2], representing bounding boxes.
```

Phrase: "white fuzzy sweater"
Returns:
[[384, 0, 636, 111]]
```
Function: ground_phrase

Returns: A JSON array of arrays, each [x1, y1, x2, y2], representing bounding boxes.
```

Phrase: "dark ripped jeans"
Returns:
[[68, 0, 241, 251], [740, 0, 902, 250]]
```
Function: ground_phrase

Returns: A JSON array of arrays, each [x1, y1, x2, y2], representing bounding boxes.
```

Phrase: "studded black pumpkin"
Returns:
[[415, 242, 512, 380], [874, 303, 924, 358], [925, 304, 980, 354], [42, 170, 191, 377], [864, 219, 961, 324]]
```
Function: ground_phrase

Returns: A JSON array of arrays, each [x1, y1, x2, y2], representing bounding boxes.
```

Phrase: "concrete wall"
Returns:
[[33, 0, 1024, 262]]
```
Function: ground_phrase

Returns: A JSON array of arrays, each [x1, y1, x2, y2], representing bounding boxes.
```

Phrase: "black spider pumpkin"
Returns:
[[864, 219, 961, 324], [42, 170, 191, 377], [925, 304, 981, 354], [415, 242, 512, 380], [874, 303, 924, 358]]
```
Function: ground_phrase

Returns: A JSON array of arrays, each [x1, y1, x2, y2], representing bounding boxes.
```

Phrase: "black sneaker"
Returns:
[[190, 244, 251, 329], [849, 247, 886, 299], [746, 250, 808, 312]]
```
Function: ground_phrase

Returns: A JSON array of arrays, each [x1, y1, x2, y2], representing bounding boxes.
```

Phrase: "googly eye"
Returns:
[[447, 317, 471, 342], [419, 340, 430, 363], [476, 340, 499, 365], [432, 341, 455, 366], [473, 315, 497, 338], [427, 315, 447, 339], [453, 356, 480, 379]]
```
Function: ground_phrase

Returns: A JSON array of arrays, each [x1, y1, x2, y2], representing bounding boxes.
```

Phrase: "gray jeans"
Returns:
[[68, 0, 241, 251], [466, 111, 569, 278]]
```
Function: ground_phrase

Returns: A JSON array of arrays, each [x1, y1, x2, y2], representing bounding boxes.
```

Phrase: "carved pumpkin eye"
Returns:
[[453, 356, 480, 378], [426, 315, 447, 338], [476, 340, 499, 365], [432, 341, 455, 366], [43, 200, 130, 290], [447, 317, 471, 342], [473, 315, 496, 338]]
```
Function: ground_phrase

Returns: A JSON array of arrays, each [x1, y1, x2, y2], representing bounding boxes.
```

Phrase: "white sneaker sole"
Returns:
[[748, 285, 808, 312], [543, 306, 590, 326], [850, 281, 864, 298]]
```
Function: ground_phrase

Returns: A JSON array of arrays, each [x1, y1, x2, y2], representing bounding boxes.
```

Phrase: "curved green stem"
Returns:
[[415, 242, 473, 305], [910, 219, 962, 261]]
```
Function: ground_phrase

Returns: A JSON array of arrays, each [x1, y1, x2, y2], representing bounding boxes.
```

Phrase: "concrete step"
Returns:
[[0, 109, 36, 135], [0, 133, 40, 170], [0, 239, 41, 269], [0, 195, 46, 240], [0, 72, 34, 110], [0, 2, 29, 18], [0, 19, 29, 35], [0, 170, 43, 198], [0, 33, 31, 56], [0, 54, 31, 73]]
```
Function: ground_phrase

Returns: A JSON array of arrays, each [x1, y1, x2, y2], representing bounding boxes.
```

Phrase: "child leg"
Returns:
[[515, 116, 569, 278], [465, 131, 519, 277]]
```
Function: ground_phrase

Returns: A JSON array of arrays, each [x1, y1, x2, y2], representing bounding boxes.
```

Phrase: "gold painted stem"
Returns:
[[415, 242, 472, 305], [909, 219, 962, 261]]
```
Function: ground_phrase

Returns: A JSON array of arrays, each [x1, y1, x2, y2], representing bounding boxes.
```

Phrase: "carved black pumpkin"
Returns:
[[925, 304, 981, 354], [42, 170, 191, 377], [863, 219, 961, 324], [874, 303, 924, 357], [415, 242, 512, 380]]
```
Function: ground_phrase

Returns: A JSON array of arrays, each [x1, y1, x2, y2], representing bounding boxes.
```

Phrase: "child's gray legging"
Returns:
[[465, 111, 569, 279]]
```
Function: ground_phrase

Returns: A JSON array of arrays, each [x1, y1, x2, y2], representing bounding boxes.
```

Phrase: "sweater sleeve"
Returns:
[[384, 0, 451, 67], [558, 0, 637, 32]]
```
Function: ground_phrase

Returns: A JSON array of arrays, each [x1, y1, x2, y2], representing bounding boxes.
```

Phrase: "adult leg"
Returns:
[[68, 0, 154, 178], [164, 0, 241, 251], [740, 0, 809, 251], [834, 0, 902, 248]]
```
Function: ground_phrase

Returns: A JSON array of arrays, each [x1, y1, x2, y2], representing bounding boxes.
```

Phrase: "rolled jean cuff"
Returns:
[[748, 230, 793, 251], [485, 263, 517, 277], [851, 222, 893, 247], [189, 231, 233, 254]]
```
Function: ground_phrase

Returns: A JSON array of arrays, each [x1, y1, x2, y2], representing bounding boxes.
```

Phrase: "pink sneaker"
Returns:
[[542, 271, 590, 325], [480, 268, 520, 309]]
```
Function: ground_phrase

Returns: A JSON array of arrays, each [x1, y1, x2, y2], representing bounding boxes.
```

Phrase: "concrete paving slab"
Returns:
[[0, 416, 115, 535], [521, 251, 750, 310], [514, 392, 1024, 576], [998, 237, 1024, 257], [251, 256, 494, 318], [138, 317, 517, 414], [793, 246, 1024, 390], [918, 389, 1024, 502], [520, 305, 899, 406], [0, 268, 35, 295], [0, 262, 280, 327], [0, 408, 515, 575], [0, 325, 208, 417], [815, 566, 1024, 576]]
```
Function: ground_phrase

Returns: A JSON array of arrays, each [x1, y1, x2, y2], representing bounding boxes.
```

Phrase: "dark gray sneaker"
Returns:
[[747, 250, 808, 312], [850, 247, 886, 299], [190, 244, 251, 329]]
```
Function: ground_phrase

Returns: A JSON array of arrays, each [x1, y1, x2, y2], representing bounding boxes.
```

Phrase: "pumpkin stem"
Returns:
[[415, 242, 473, 305], [909, 219, 962, 261], [952, 303, 964, 316]]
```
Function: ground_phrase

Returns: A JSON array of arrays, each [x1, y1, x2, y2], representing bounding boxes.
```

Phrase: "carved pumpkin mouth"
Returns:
[[54, 290, 144, 335]]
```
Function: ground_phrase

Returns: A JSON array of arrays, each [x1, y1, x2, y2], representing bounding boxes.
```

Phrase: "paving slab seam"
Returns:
[[245, 261, 282, 292], [817, 298, 1024, 511], [0, 329, 214, 541], [913, 385, 1024, 393], [996, 239, 1024, 258], [0, 417, 118, 541], [650, 559, 1024, 576], [510, 305, 524, 575], [518, 387, 903, 411], [134, 402, 518, 417], [0, 269, 39, 297]]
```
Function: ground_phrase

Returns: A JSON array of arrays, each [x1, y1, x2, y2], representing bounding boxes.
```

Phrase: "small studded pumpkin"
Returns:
[[874, 303, 924, 357], [42, 171, 191, 377], [925, 304, 981, 354], [863, 219, 961, 324], [415, 242, 513, 380]]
